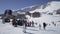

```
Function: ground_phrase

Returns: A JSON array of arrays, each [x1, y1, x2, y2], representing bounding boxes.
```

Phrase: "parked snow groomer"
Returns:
[[2, 17, 10, 24]]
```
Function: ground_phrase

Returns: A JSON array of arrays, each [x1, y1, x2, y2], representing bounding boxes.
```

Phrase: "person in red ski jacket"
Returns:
[[12, 18, 17, 27]]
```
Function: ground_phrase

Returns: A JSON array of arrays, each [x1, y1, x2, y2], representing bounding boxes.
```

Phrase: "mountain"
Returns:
[[21, 5, 41, 12], [13, 1, 60, 16], [29, 1, 60, 13], [44, 1, 60, 13]]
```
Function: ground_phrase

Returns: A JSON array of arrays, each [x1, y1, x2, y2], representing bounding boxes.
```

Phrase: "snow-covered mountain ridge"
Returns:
[[13, 1, 60, 15], [19, 1, 60, 13]]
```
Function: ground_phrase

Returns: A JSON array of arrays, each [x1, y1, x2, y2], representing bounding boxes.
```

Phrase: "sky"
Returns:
[[0, 0, 60, 14]]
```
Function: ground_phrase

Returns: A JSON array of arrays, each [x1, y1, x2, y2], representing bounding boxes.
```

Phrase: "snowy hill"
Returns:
[[12, 1, 60, 16], [21, 5, 41, 12], [24, 1, 60, 22], [44, 1, 60, 13], [0, 13, 60, 34], [29, 1, 60, 13], [12, 1, 60, 24], [14, 1, 60, 15]]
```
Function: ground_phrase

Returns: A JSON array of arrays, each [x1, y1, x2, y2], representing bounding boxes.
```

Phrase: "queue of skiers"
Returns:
[[12, 18, 35, 27], [2, 18, 57, 30]]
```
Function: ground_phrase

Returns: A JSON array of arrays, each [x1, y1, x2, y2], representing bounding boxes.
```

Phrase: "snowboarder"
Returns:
[[43, 22, 47, 30]]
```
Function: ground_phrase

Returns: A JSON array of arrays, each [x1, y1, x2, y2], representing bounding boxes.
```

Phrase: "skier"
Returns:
[[30, 22, 31, 27], [23, 20, 27, 33], [39, 24, 41, 30], [52, 21, 56, 26], [32, 21, 34, 27], [27, 22, 30, 27], [12, 18, 17, 27], [2, 18, 5, 24], [43, 22, 47, 30], [23, 24, 27, 33]]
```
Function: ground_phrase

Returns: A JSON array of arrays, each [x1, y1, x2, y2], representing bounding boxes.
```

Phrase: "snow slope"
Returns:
[[44, 1, 60, 12], [29, 1, 60, 13], [27, 1, 60, 26], [0, 14, 60, 34]]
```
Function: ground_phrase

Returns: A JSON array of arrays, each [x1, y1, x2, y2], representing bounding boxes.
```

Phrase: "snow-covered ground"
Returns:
[[0, 14, 60, 34]]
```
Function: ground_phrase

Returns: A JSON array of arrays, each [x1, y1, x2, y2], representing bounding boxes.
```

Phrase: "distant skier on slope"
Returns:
[[52, 21, 56, 26], [31, 21, 34, 27], [39, 24, 41, 30], [23, 20, 27, 33], [23, 24, 27, 33], [43, 22, 47, 30]]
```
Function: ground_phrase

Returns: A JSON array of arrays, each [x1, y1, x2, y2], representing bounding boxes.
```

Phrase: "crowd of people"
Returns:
[[12, 18, 35, 27], [2, 18, 56, 30]]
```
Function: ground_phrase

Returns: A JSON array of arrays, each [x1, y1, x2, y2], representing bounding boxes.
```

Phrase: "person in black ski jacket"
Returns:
[[43, 22, 47, 30]]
